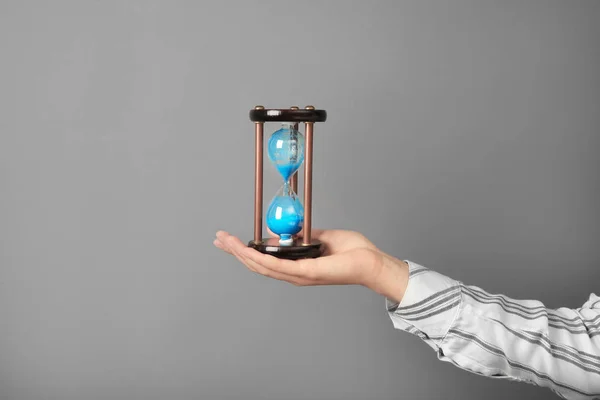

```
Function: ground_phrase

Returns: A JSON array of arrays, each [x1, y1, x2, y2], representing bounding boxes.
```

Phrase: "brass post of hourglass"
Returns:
[[290, 106, 300, 241], [253, 105, 264, 244], [290, 106, 299, 196], [302, 105, 315, 245]]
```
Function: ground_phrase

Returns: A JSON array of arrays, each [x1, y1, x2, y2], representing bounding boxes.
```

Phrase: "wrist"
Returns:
[[364, 252, 409, 304]]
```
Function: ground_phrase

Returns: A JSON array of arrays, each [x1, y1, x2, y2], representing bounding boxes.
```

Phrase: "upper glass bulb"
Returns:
[[267, 123, 305, 181]]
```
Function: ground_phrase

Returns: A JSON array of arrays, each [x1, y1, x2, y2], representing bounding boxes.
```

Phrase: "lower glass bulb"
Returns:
[[266, 184, 304, 245]]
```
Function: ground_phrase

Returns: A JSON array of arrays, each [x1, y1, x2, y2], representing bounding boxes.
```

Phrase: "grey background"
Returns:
[[0, 0, 598, 399]]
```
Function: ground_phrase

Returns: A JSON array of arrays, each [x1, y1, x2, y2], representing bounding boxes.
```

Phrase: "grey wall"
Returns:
[[1, 1, 599, 399]]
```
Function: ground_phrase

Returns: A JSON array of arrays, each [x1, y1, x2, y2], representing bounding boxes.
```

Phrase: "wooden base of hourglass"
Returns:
[[247, 238, 324, 260]]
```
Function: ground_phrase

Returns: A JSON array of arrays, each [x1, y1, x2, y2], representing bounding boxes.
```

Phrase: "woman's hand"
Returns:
[[214, 229, 410, 303]]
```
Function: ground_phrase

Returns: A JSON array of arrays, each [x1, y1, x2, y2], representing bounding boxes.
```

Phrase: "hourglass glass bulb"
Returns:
[[267, 123, 305, 181], [266, 182, 304, 245]]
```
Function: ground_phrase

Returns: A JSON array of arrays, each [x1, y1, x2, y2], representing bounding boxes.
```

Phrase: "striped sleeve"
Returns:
[[386, 261, 600, 400]]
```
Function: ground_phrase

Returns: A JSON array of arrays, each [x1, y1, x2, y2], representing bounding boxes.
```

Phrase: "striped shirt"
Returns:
[[386, 261, 600, 399]]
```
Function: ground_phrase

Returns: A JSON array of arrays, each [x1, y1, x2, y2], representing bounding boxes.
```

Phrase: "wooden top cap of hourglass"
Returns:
[[249, 106, 327, 123]]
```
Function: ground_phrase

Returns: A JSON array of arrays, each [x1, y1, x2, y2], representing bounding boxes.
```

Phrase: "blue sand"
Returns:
[[275, 165, 298, 182], [266, 195, 304, 237]]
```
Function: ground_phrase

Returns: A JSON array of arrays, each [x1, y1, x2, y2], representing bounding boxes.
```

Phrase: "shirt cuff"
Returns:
[[386, 261, 462, 344]]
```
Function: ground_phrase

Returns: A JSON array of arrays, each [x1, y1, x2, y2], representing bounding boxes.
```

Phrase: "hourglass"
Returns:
[[248, 105, 327, 259]]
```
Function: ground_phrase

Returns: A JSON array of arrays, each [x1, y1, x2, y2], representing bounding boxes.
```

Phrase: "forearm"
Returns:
[[378, 260, 600, 400]]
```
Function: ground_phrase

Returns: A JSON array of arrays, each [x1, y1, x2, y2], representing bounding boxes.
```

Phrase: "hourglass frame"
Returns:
[[248, 105, 327, 260]]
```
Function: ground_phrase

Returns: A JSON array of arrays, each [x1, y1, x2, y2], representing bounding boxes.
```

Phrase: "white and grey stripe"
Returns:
[[489, 318, 600, 374], [409, 268, 430, 278], [447, 328, 600, 398], [386, 261, 600, 399], [394, 285, 460, 313], [462, 285, 600, 336]]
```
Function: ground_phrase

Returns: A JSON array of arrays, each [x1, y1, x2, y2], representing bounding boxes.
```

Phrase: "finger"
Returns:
[[240, 247, 319, 279], [218, 231, 252, 256], [214, 233, 239, 257], [216, 231, 240, 252], [217, 232, 316, 283], [214, 239, 234, 255], [221, 235, 312, 286], [217, 231, 330, 285], [220, 233, 315, 285], [231, 248, 259, 274], [242, 247, 369, 285], [215, 231, 258, 274], [215, 230, 232, 240], [238, 253, 316, 286], [216, 231, 257, 270]]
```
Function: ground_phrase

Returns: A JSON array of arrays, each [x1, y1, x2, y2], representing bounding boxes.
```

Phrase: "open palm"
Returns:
[[214, 229, 385, 288]]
